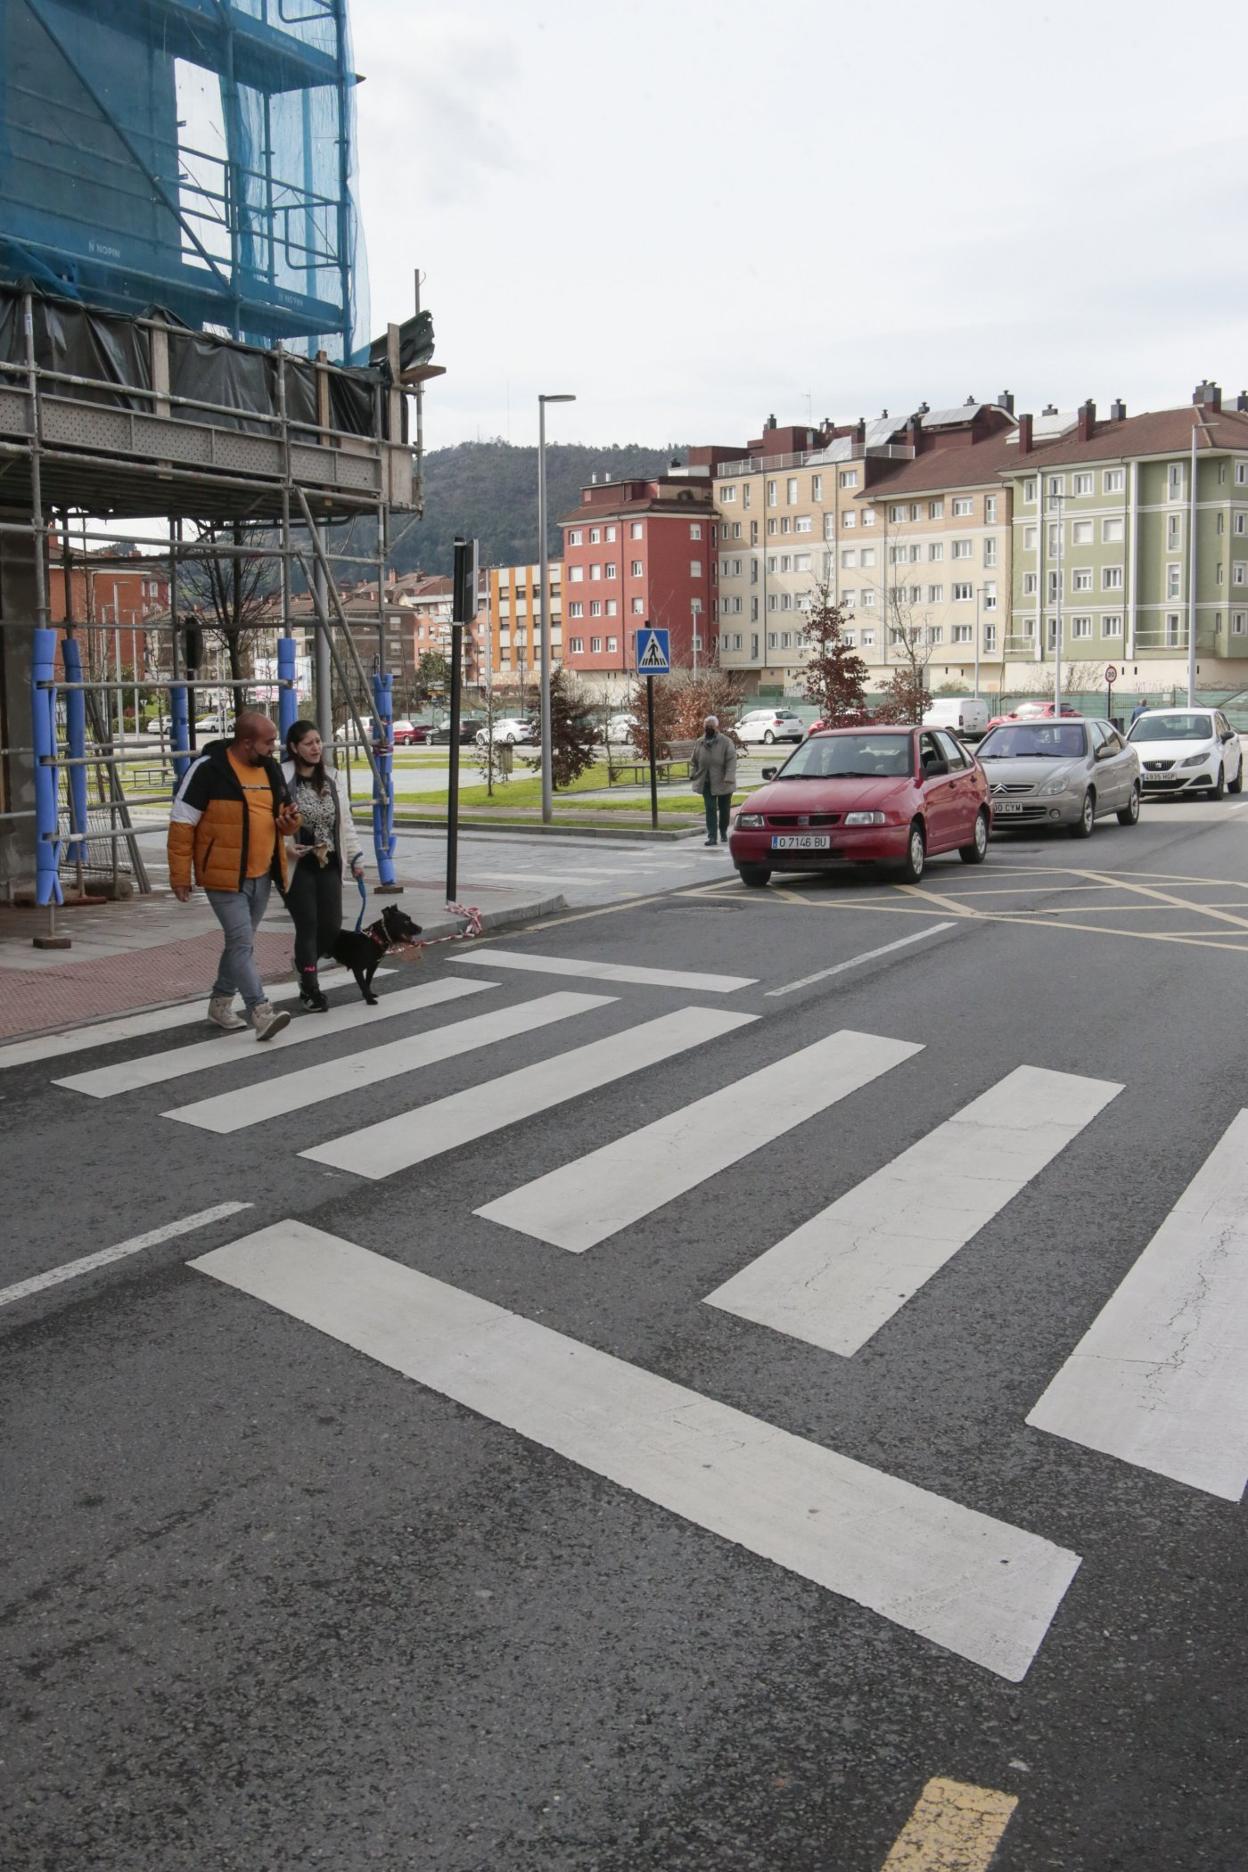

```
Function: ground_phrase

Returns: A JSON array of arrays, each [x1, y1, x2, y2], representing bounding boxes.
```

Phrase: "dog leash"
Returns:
[[353, 871, 368, 934]]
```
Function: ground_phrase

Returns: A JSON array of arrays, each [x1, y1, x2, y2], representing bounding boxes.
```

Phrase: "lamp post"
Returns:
[[538, 392, 576, 822], [1049, 489, 1065, 716]]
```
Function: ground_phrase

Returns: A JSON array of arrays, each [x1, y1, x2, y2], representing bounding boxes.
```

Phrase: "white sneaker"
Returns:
[[208, 995, 247, 1032], [251, 1001, 291, 1042]]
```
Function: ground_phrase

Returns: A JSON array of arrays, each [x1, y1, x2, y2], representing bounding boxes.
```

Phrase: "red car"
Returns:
[[728, 725, 991, 887], [985, 702, 1082, 732], [392, 721, 432, 746]]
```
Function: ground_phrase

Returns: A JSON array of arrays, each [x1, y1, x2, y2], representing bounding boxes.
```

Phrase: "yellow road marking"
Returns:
[[896, 883, 985, 918], [1078, 867, 1248, 934], [881, 1777, 1018, 1870]]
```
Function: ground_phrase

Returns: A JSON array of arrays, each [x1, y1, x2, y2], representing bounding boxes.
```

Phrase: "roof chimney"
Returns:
[[1042, 403, 1058, 416], [918, 400, 930, 416], [907, 411, 924, 452], [965, 393, 977, 405], [1110, 398, 1127, 422], [1236, 391, 1248, 414], [1077, 398, 1096, 442], [880, 408, 889, 419], [999, 388, 1015, 415], [766, 413, 777, 431], [854, 416, 866, 444], [1017, 413, 1034, 455], [1194, 380, 1222, 412]]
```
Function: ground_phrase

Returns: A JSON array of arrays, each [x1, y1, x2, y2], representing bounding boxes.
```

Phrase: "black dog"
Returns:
[[330, 903, 422, 1005]]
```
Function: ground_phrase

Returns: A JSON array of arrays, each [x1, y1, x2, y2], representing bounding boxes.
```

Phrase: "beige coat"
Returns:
[[689, 731, 738, 797]]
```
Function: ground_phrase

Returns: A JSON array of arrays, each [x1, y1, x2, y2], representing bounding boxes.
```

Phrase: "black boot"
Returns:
[[298, 966, 329, 1012]]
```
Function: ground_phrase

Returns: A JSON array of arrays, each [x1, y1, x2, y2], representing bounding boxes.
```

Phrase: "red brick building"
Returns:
[[558, 471, 718, 692]]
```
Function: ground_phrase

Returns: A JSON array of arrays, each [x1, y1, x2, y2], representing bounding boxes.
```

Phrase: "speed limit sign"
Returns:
[[1105, 665, 1118, 683]]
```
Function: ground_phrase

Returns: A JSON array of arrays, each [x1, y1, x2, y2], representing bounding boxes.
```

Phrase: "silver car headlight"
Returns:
[[1038, 771, 1076, 796], [1179, 751, 1208, 768], [844, 811, 887, 825], [735, 813, 765, 827]]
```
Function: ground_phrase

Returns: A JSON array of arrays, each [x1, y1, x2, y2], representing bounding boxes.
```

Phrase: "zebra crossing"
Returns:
[[25, 946, 1247, 1676]]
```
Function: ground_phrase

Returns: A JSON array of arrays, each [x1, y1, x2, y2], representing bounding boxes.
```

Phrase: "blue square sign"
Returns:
[[635, 627, 671, 674]]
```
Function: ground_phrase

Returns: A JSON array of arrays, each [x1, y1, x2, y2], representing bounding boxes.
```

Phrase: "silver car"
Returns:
[[977, 717, 1141, 838]]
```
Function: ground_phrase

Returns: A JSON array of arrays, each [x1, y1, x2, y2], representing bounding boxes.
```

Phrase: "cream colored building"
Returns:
[[485, 561, 563, 692]]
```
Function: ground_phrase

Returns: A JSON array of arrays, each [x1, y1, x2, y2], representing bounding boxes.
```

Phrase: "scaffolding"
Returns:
[[0, 279, 439, 944]]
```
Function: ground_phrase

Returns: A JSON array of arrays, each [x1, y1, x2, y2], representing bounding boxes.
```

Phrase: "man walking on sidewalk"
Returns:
[[689, 714, 738, 847], [168, 711, 301, 1039]]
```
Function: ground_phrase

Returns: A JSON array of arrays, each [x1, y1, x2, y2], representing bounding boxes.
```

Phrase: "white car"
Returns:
[[475, 717, 535, 747], [605, 713, 638, 744], [737, 708, 805, 746], [1126, 707, 1243, 799]]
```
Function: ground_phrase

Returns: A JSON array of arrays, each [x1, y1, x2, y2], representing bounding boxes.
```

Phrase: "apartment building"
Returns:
[[1002, 385, 1248, 690], [484, 561, 563, 692], [559, 471, 717, 697]]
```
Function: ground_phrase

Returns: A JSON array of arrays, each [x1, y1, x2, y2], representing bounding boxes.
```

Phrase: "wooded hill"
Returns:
[[388, 439, 684, 577]]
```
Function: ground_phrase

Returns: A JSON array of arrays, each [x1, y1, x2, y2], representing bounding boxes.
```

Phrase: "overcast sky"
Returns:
[[349, 0, 1248, 452]]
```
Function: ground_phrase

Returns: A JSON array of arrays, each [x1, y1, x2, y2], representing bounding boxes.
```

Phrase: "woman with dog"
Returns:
[[280, 720, 365, 1011]]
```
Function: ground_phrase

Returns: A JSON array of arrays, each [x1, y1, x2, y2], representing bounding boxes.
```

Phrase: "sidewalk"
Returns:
[[0, 877, 565, 1045]]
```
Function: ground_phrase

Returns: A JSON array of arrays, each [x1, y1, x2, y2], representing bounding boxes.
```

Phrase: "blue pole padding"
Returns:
[[277, 636, 298, 743], [370, 667, 398, 886], [32, 627, 64, 907], [60, 636, 89, 862], [170, 681, 190, 787]]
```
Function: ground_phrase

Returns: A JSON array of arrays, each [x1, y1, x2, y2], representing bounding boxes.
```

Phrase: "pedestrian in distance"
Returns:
[[168, 710, 299, 1040], [1131, 698, 1150, 724], [279, 719, 365, 1011], [690, 713, 738, 847]]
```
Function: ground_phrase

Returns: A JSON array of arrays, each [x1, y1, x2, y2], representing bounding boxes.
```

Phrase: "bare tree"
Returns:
[[180, 521, 279, 700], [877, 583, 933, 724]]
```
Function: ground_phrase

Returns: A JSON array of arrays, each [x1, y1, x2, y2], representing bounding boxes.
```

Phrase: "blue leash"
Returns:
[[354, 871, 368, 934]]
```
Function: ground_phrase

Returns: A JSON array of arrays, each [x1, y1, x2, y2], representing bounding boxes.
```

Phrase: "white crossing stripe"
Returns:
[[303, 1006, 756, 1181], [192, 1221, 1082, 1681], [1027, 1109, 1248, 1501], [450, 947, 756, 993], [0, 967, 390, 1073], [53, 979, 490, 1099], [706, 1066, 1122, 1356], [166, 992, 614, 1133], [478, 1029, 923, 1253], [0, 1202, 252, 1309]]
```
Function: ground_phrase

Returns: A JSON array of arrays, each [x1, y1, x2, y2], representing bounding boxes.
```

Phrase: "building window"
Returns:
[[1233, 612, 1248, 635], [767, 480, 778, 507], [569, 529, 583, 546], [1234, 562, 1248, 586], [589, 527, 601, 544], [568, 601, 583, 619], [929, 499, 945, 519], [767, 631, 778, 648], [1073, 569, 1093, 592], [1167, 563, 1182, 598], [605, 525, 617, 541], [889, 505, 904, 523], [1047, 476, 1065, 498], [983, 537, 998, 567], [630, 523, 644, 541], [984, 495, 998, 523], [605, 562, 617, 579], [1235, 512, 1248, 535], [984, 622, 998, 652], [841, 548, 857, 569], [568, 565, 584, 583], [590, 637, 602, 653], [1167, 514, 1183, 552], [842, 628, 857, 647], [842, 510, 856, 530], [794, 553, 812, 573], [860, 547, 877, 568], [861, 506, 876, 526], [839, 469, 859, 489], [1072, 616, 1093, 639], [690, 522, 702, 539], [606, 636, 618, 652], [1023, 478, 1036, 504], [1073, 473, 1093, 496], [630, 560, 643, 577], [1102, 517, 1124, 544], [1104, 468, 1125, 493], [630, 597, 644, 614], [1072, 519, 1094, 545], [1168, 462, 1184, 501], [795, 515, 812, 534], [952, 581, 973, 601], [952, 497, 973, 517], [952, 623, 973, 643], [927, 584, 944, 603], [925, 542, 942, 563], [718, 485, 736, 504], [606, 600, 618, 616], [952, 539, 973, 560], [927, 625, 944, 645], [1102, 566, 1124, 591], [569, 637, 584, 653], [1102, 614, 1122, 637], [1022, 525, 1037, 550], [983, 583, 998, 611], [590, 563, 603, 581], [689, 559, 702, 578], [786, 478, 798, 504], [811, 474, 823, 500], [589, 600, 602, 617], [1165, 613, 1183, 646], [860, 588, 876, 608]]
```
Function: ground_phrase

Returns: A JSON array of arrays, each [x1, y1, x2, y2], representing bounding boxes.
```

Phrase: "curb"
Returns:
[[394, 816, 700, 844], [0, 893, 569, 1049]]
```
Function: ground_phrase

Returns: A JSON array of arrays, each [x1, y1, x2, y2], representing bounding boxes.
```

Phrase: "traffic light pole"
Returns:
[[447, 536, 477, 904]]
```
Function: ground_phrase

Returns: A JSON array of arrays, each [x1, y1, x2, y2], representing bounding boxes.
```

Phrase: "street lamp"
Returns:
[[538, 392, 576, 822]]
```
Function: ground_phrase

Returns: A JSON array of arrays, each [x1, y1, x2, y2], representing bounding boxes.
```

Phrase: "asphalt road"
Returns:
[[3, 797, 1246, 1871]]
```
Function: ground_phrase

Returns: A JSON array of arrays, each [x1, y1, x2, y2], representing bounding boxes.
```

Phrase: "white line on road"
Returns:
[[166, 992, 614, 1133], [449, 947, 756, 993], [54, 979, 489, 1099], [0, 1202, 252, 1309], [1027, 1109, 1248, 1501], [706, 1066, 1122, 1355], [764, 923, 955, 997], [192, 1221, 1081, 1681], [478, 1029, 923, 1253], [0, 967, 391, 1072], [302, 1006, 756, 1181]]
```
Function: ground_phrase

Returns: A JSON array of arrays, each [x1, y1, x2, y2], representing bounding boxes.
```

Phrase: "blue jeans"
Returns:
[[206, 875, 272, 1011]]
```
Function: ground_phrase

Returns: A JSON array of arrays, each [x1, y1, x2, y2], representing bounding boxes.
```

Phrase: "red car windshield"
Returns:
[[777, 734, 913, 779]]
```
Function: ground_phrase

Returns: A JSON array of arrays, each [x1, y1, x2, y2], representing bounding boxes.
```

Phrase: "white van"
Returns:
[[923, 696, 990, 740]]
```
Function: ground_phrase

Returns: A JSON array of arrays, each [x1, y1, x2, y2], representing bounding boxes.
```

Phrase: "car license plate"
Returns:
[[770, 834, 831, 850], [1144, 773, 1175, 784], [993, 801, 1026, 814]]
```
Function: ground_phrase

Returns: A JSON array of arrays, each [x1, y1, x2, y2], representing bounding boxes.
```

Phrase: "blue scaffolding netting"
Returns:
[[0, 0, 369, 361]]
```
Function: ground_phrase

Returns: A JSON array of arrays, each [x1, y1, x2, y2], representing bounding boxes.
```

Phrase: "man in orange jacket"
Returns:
[[168, 711, 301, 1039]]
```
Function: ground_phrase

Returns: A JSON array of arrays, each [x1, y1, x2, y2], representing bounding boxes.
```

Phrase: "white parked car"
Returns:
[[1126, 707, 1243, 799], [736, 707, 805, 746], [475, 717, 536, 747], [605, 713, 639, 744], [923, 696, 990, 739]]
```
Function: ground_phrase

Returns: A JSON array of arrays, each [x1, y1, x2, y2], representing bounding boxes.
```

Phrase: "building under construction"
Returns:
[[0, 0, 439, 929]]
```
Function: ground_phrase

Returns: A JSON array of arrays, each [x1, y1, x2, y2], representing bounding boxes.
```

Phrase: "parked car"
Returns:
[[728, 725, 991, 886], [1125, 707, 1243, 799], [985, 701, 1083, 731], [605, 713, 639, 744], [976, 718, 1141, 836], [923, 696, 991, 740], [475, 717, 536, 747], [737, 707, 805, 746], [193, 713, 230, 736], [430, 716, 487, 745], [392, 720, 433, 745]]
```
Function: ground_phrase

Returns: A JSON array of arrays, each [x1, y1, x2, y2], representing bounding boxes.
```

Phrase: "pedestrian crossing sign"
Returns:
[[635, 628, 671, 674]]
